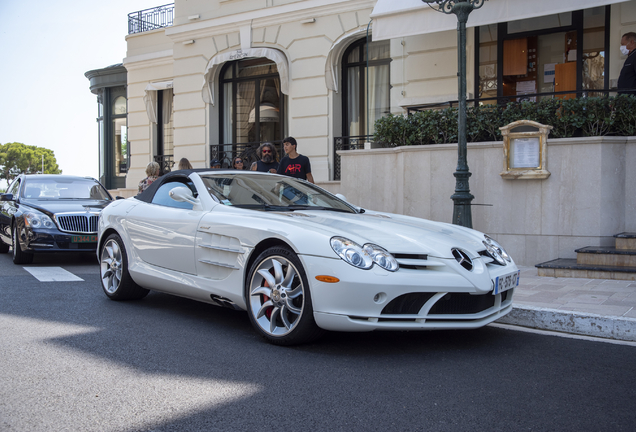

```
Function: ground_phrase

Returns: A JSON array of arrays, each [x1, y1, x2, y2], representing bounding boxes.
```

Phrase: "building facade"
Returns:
[[87, 0, 636, 265]]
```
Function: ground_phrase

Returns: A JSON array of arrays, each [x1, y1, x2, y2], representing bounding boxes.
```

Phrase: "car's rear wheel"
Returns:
[[246, 246, 323, 345], [99, 233, 149, 300], [12, 224, 33, 264]]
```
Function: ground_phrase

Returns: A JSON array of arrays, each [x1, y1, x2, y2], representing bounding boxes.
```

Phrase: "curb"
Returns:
[[496, 304, 636, 342]]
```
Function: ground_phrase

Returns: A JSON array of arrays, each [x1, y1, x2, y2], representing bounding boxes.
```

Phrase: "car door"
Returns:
[[125, 180, 204, 275], [0, 178, 21, 244]]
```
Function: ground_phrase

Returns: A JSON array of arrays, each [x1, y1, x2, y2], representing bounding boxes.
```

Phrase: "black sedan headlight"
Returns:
[[24, 210, 55, 230], [330, 237, 398, 271]]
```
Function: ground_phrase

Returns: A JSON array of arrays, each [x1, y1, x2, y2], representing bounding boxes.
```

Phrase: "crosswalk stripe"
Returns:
[[23, 267, 84, 282]]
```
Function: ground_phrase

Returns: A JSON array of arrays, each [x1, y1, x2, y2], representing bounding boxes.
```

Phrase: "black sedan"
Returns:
[[0, 174, 113, 264]]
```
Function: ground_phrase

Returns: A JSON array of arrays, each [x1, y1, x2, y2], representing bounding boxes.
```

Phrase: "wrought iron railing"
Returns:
[[128, 4, 174, 35], [154, 154, 174, 176], [333, 135, 371, 181], [210, 141, 284, 170]]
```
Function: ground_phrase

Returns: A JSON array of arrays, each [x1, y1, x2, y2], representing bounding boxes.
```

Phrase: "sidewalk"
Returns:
[[496, 266, 636, 342]]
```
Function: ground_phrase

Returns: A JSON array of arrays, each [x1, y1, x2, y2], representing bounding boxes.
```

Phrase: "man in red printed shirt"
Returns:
[[277, 137, 315, 183]]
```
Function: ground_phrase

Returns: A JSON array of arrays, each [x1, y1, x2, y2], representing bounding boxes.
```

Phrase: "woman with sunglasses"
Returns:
[[233, 157, 245, 170], [250, 142, 279, 173]]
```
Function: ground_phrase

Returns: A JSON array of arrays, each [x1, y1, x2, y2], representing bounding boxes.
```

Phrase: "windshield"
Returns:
[[200, 173, 356, 213], [22, 178, 111, 200]]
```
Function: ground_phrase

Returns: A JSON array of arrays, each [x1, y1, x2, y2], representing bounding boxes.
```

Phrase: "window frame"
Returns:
[[341, 37, 392, 138]]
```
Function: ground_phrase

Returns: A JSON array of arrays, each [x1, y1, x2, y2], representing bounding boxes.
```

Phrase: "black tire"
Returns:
[[12, 224, 33, 265], [245, 246, 324, 345], [0, 238, 9, 254], [99, 233, 149, 300]]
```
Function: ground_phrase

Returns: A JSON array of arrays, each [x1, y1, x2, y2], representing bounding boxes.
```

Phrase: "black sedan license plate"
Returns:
[[71, 235, 97, 243]]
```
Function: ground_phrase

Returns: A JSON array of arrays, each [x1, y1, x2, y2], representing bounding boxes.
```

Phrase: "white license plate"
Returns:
[[493, 270, 520, 295]]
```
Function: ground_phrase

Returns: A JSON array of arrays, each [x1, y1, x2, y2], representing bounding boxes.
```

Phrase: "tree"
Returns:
[[0, 142, 62, 182]]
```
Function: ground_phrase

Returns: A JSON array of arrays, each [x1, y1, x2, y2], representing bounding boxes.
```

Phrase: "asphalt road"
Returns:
[[1, 251, 635, 432]]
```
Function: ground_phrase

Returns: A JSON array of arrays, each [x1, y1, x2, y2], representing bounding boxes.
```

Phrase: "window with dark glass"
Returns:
[[112, 95, 127, 177], [219, 58, 284, 146], [342, 38, 391, 137], [475, 6, 609, 104]]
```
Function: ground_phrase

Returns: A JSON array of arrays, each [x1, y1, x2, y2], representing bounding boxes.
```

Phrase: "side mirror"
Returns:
[[169, 186, 202, 211], [335, 193, 364, 213], [0, 193, 14, 202], [115, 196, 125, 200]]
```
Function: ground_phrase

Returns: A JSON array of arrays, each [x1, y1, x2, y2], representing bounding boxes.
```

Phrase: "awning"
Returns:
[[143, 81, 173, 124], [371, 0, 629, 41], [201, 48, 290, 105]]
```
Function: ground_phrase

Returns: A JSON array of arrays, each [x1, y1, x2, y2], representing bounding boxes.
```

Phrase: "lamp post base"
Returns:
[[451, 170, 474, 228]]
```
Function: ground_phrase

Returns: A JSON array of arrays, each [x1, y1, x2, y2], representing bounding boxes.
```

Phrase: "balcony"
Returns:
[[128, 3, 174, 35]]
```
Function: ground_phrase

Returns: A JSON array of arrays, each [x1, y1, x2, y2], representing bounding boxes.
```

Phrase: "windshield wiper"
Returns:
[[285, 205, 354, 213], [233, 204, 354, 213]]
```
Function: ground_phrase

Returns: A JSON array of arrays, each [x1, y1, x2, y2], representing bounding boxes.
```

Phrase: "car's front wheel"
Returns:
[[99, 233, 149, 300], [246, 246, 323, 345], [12, 224, 33, 264]]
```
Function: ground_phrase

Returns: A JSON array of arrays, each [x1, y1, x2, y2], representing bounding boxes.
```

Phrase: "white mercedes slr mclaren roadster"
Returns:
[[97, 169, 519, 345]]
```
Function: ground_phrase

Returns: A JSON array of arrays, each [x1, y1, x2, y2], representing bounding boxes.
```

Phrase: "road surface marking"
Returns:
[[23, 267, 84, 282]]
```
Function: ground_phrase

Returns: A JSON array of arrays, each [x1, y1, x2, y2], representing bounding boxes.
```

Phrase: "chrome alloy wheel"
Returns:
[[100, 238, 123, 293], [248, 256, 305, 337]]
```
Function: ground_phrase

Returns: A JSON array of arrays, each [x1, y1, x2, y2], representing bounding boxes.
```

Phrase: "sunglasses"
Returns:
[[262, 149, 272, 154], [234, 160, 243, 164]]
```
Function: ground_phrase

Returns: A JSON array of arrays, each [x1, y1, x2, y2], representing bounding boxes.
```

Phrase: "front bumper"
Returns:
[[301, 254, 516, 332], [18, 227, 98, 253]]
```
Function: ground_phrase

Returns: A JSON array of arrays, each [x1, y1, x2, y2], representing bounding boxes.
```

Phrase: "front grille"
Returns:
[[452, 248, 473, 271], [56, 215, 99, 234], [382, 293, 436, 314], [429, 293, 495, 315]]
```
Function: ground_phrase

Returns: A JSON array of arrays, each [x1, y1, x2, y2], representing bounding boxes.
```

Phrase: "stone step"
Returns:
[[615, 232, 636, 250], [535, 258, 636, 281], [575, 246, 636, 267]]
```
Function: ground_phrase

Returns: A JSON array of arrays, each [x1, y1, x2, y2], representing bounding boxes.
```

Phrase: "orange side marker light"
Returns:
[[315, 275, 340, 283]]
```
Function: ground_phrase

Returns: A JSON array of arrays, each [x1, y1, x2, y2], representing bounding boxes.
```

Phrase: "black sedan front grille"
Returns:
[[56, 215, 99, 234]]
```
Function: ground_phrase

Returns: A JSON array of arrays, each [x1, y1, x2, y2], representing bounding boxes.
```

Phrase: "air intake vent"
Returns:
[[56, 215, 99, 234], [452, 248, 473, 271]]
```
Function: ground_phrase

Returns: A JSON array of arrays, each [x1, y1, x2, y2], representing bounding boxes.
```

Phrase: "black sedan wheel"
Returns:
[[246, 246, 323, 345], [0, 238, 9, 254], [12, 224, 33, 264], [99, 233, 149, 300]]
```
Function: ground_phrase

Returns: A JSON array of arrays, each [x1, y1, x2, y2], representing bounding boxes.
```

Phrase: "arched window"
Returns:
[[219, 58, 285, 146], [342, 38, 391, 138]]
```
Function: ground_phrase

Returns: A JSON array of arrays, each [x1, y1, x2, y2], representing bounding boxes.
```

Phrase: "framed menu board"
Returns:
[[499, 120, 552, 180]]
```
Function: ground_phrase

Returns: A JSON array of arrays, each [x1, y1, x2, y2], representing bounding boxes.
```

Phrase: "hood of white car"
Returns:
[[265, 209, 487, 258]]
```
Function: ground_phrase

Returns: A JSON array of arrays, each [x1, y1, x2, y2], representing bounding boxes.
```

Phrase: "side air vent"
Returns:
[[452, 248, 473, 271]]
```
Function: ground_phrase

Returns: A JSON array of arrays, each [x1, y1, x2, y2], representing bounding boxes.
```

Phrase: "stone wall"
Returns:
[[335, 136, 636, 266]]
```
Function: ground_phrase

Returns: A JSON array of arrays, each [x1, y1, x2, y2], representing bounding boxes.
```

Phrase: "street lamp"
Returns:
[[421, 0, 486, 228]]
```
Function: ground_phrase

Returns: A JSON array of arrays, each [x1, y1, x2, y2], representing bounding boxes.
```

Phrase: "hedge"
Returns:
[[373, 95, 636, 147]]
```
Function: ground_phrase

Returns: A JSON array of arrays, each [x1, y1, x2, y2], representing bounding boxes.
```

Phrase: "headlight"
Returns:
[[330, 237, 398, 271], [363, 244, 399, 272], [331, 237, 373, 269], [24, 211, 55, 229], [483, 235, 511, 265]]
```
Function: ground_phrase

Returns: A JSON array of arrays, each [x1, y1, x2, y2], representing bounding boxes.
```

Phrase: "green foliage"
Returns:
[[0, 142, 62, 182], [373, 95, 636, 146]]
